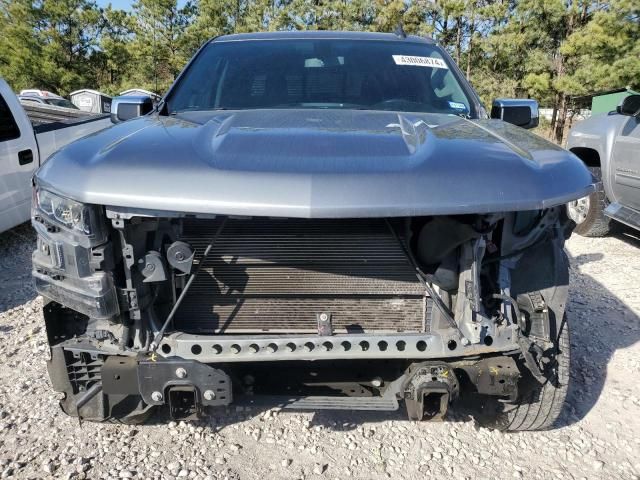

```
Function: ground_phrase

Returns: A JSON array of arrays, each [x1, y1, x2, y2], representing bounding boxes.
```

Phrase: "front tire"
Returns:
[[475, 314, 571, 432], [567, 167, 610, 237]]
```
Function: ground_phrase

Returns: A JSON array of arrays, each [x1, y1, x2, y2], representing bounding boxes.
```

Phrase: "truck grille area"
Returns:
[[175, 218, 429, 334]]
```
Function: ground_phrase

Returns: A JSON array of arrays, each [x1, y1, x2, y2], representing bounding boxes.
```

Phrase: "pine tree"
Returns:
[[562, 0, 640, 93], [0, 0, 43, 91], [129, 0, 196, 93], [0, 0, 102, 95], [96, 6, 136, 94]]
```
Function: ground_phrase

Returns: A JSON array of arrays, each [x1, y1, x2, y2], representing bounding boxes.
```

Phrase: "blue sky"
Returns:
[[96, 0, 134, 10]]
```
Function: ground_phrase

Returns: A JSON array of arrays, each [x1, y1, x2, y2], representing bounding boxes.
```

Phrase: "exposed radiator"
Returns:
[[174, 218, 429, 334]]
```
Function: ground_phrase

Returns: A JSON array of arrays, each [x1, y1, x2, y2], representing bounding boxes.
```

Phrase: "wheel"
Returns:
[[567, 167, 610, 237], [474, 314, 571, 431]]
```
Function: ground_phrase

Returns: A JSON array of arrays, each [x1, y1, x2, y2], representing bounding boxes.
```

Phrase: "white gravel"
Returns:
[[0, 222, 639, 480]]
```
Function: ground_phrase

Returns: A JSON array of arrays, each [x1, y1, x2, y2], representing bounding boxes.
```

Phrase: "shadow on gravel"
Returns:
[[571, 252, 604, 265], [555, 245, 640, 429], [612, 222, 640, 249], [0, 222, 37, 313], [304, 407, 475, 430]]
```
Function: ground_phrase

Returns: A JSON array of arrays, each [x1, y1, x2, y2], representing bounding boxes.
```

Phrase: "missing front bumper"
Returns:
[[48, 342, 521, 422]]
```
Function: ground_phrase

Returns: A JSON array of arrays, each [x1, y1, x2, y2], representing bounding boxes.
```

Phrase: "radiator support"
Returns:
[[174, 218, 430, 334]]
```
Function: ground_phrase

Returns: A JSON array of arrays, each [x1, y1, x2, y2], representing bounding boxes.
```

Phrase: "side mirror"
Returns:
[[491, 98, 539, 129], [616, 94, 640, 117], [111, 95, 153, 124]]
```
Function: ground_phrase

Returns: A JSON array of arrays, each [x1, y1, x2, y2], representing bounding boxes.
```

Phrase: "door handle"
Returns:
[[18, 149, 34, 165]]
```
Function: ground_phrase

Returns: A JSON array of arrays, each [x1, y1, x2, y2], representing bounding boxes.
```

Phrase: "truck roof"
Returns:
[[19, 89, 64, 99], [211, 30, 435, 45]]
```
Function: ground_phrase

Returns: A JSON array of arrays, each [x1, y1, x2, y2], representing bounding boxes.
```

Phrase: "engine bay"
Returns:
[[32, 203, 570, 357]]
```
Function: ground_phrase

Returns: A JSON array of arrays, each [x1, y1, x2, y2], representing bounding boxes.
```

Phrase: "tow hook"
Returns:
[[403, 362, 459, 421], [168, 386, 200, 420], [101, 355, 233, 419]]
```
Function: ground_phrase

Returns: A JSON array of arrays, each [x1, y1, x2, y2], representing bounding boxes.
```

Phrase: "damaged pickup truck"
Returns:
[[32, 31, 593, 430]]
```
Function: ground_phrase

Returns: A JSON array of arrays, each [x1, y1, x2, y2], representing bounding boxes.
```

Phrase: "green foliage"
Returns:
[[125, 0, 196, 93], [0, 0, 42, 91], [562, 0, 640, 93], [0, 0, 637, 142], [94, 6, 136, 94], [0, 0, 102, 94]]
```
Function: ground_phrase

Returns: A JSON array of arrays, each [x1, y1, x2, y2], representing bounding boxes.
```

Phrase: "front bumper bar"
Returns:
[[158, 331, 518, 362], [51, 342, 521, 421]]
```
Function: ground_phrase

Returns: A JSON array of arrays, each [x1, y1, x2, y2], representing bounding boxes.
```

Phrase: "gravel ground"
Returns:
[[0, 222, 639, 480]]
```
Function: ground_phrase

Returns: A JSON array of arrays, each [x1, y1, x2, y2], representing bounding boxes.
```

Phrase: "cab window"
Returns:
[[0, 94, 20, 142]]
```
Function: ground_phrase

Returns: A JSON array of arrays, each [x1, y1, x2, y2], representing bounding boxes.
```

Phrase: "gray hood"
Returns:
[[36, 109, 593, 217]]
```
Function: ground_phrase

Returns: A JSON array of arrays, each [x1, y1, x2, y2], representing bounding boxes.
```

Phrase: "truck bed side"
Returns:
[[33, 115, 112, 163]]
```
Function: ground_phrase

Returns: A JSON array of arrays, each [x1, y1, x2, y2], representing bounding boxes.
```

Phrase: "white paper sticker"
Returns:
[[448, 101, 467, 110], [392, 55, 449, 69]]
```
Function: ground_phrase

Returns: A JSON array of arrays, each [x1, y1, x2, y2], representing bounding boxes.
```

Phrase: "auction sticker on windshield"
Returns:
[[392, 55, 448, 69]]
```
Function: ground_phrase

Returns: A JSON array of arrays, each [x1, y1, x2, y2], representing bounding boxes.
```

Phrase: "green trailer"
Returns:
[[591, 87, 639, 115]]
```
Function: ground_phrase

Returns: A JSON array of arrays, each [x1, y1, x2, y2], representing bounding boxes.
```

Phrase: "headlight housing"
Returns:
[[31, 186, 117, 318], [36, 188, 93, 234], [33, 187, 107, 245]]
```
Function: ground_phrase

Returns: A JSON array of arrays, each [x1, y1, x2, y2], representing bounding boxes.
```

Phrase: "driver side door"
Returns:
[[0, 89, 38, 232], [611, 97, 640, 213]]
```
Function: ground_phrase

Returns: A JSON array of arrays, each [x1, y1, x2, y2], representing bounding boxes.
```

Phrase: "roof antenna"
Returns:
[[394, 23, 407, 39]]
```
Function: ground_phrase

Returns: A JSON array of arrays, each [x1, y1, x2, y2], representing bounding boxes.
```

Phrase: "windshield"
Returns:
[[167, 39, 474, 116], [46, 98, 78, 109]]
